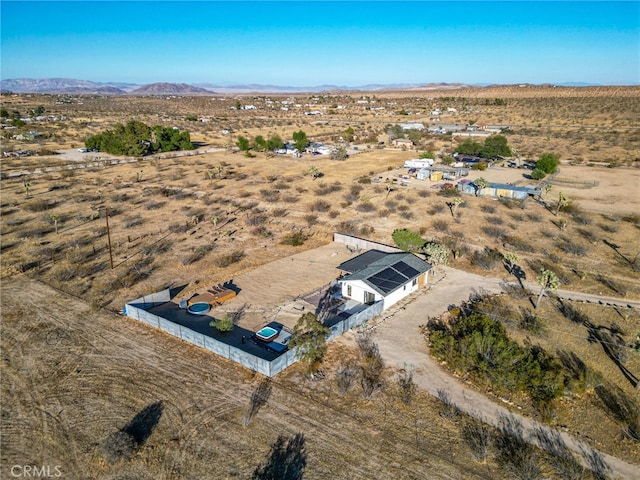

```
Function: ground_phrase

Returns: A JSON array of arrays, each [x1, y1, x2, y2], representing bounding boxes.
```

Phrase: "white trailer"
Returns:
[[404, 158, 434, 169]]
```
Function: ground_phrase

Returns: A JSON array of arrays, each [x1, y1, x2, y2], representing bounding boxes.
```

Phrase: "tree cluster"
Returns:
[[429, 313, 564, 405], [457, 134, 512, 158], [85, 120, 193, 156]]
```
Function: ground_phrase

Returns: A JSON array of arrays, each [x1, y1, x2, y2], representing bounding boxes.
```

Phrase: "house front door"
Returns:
[[364, 291, 375, 305]]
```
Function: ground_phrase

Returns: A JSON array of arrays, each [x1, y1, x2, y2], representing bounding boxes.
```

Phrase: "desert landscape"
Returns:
[[2, 85, 640, 479]]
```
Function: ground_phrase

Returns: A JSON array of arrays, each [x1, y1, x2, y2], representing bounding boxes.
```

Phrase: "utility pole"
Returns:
[[105, 206, 114, 269]]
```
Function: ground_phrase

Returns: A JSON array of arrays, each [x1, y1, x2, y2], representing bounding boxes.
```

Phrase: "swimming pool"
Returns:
[[256, 326, 279, 342], [187, 302, 211, 315]]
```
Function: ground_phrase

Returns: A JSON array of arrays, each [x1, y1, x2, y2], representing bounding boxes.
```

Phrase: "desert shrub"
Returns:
[[328, 210, 339, 219], [356, 333, 385, 399], [144, 200, 165, 210], [621, 212, 640, 225], [480, 204, 496, 214], [251, 226, 271, 238], [335, 362, 358, 395], [577, 228, 599, 243], [596, 274, 628, 296], [417, 190, 431, 198], [438, 187, 459, 197], [428, 204, 446, 215], [140, 239, 172, 256], [336, 221, 359, 235], [503, 235, 535, 253], [271, 208, 288, 217], [24, 199, 56, 212], [350, 184, 363, 196], [310, 200, 331, 212], [594, 384, 640, 442], [494, 415, 542, 479], [430, 313, 564, 402], [260, 189, 280, 202], [214, 250, 245, 268], [211, 315, 234, 332], [359, 225, 374, 236], [181, 245, 211, 265], [273, 181, 290, 190], [280, 232, 307, 246], [526, 212, 542, 222], [315, 181, 342, 196], [470, 248, 503, 270], [122, 216, 144, 228], [384, 200, 398, 210], [356, 202, 376, 213], [397, 370, 416, 405], [599, 223, 618, 233], [304, 214, 318, 226], [481, 225, 506, 239], [510, 212, 524, 222], [486, 215, 504, 225], [282, 194, 300, 203], [169, 222, 191, 234], [357, 175, 372, 184], [461, 419, 491, 462], [50, 261, 77, 282], [557, 241, 588, 256], [392, 228, 425, 252], [247, 214, 268, 226], [432, 219, 449, 232], [498, 198, 523, 210], [399, 211, 414, 220]]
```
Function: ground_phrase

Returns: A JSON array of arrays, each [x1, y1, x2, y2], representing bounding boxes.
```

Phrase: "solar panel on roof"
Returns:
[[368, 267, 406, 293], [393, 261, 420, 278]]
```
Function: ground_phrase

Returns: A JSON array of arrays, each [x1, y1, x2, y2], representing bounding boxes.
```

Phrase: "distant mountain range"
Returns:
[[0, 78, 608, 95]]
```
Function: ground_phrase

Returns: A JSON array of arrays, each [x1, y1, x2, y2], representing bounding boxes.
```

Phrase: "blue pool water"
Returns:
[[256, 326, 278, 340], [187, 302, 211, 315]]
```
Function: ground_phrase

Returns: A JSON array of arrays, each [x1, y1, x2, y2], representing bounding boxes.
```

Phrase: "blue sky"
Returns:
[[1, 1, 638, 86]]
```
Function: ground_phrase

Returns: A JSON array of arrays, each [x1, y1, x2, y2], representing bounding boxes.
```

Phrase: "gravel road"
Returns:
[[368, 266, 640, 480]]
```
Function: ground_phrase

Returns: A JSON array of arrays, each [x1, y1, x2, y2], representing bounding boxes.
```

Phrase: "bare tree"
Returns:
[[397, 367, 416, 405], [335, 362, 358, 395], [356, 332, 385, 399]]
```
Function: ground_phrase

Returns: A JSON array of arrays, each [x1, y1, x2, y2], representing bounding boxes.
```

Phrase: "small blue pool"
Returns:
[[187, 302, 211, 315], [256, 326, 279, 342]]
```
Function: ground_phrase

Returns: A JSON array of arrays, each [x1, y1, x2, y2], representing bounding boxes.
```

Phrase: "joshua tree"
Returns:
[[22, 179, 31, 198], [447, 197, 464, 217], [307, 165, 320, 180], [474, 177, 489, 196], [535, 268, 560, 310], [555, 191, 568, 216], [50, 214, 60, 234], [210, 215, 219, 230], [504, 252, 520, 275], [385, 178, 395, 199]]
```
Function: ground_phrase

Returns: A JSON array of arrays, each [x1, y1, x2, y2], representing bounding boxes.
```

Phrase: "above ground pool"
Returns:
[[256, 326, 279, 342], [187, 302, 211, 315]]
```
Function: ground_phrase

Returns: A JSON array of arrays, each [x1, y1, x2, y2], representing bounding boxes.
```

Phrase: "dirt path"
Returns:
[[369, 266, 640, 480]]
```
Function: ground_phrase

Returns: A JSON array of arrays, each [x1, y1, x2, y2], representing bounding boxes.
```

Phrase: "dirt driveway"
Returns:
[[364, 266, 640, 479]]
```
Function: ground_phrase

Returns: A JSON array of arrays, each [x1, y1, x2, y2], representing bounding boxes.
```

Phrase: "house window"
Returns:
[[347, 285, 352, 297], [412, 278, 417, 286], [403, 285, 406, 291]]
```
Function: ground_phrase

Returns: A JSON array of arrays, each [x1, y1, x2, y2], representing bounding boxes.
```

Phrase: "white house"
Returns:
[[337, 250, 431, 310]]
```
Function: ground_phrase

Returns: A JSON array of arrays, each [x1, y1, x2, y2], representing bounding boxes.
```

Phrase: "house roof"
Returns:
[[339, 250, 432, 296]]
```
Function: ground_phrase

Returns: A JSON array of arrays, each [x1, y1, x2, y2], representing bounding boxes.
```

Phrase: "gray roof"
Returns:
[[337, 250, 389, 273], [339, 250, 431, 296]]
